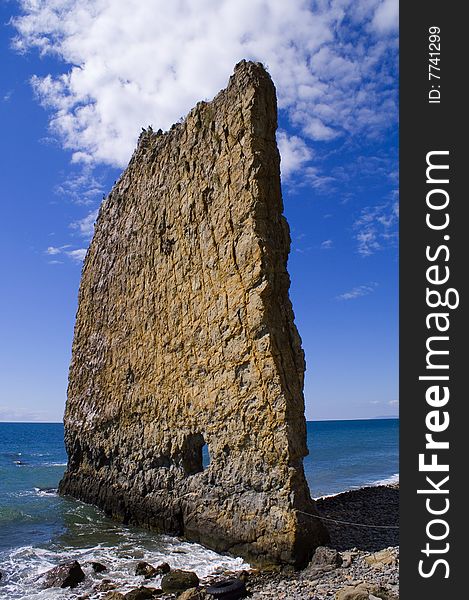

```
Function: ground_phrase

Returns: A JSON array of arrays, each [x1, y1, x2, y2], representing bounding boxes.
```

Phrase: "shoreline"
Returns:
[[0, 483, 398, 599]]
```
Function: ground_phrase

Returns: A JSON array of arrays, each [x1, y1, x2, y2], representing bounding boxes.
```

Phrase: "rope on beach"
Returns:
[[295, 509, 399, 529]]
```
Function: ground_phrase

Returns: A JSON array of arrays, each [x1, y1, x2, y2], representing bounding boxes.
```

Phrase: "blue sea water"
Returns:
[[305, 419, 399, 498], [0, 419, 398, 598]]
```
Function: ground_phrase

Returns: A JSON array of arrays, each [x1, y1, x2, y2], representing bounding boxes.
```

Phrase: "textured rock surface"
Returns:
[[59, 60, 327, 565], [41, 560, 85, 589]]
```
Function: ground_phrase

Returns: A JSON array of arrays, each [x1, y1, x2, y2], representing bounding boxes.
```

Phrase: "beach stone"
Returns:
[[155, 562, 171, 575], [58, 59, 328, 566], [340, 551, 356, 568], [161, 569, 199, 593], [135, 561, 158, 578], [303, 546, 342, 577], [335, 582, 372, 600], [124, 586, 159, 599], [178, 588, 207, 600], [95, 580, 118, 592], [42, 560, 85, 589], [368, 587, 399, 600], [364, 549, 397, 569], [90, 561, 108, 573], [103, 593, 126, 600]]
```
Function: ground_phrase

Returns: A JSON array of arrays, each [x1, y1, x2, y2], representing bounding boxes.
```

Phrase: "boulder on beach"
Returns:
[[364, 549, 398, 569], [95, 579, 118, 592], [124, 586, 160, 599], [155, 562, 170, 575], [135, 561, 158, 579], [41, 560, 85, 589], [303, 546, 342, 578], [336, 583, 372, 600], [161, 569, 199, 593], [336, 582, 398, 600], [89, 561, 108, 573], [103, 592, 126, 600]]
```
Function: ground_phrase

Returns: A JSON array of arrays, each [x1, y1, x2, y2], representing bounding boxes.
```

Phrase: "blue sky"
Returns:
[[0, 0, 398, 422]]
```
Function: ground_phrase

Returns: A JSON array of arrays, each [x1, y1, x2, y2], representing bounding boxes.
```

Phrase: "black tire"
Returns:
[[206, 577, 246, 599]]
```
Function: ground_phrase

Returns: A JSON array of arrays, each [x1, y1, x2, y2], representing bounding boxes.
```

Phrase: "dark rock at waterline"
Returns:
[[103, 592, 126, 600], [89, 561, 108, 573], [41, 560, 85, 589], [155, 562, 171, 575], [95, 579, 117, 592], [135, 561, 157, 579], [161, 569, 199, 593], [124, 586, 161, 599]]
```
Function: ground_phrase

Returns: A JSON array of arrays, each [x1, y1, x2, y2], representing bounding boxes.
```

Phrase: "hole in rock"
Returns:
[[182, 433, 210, 475], [202, 443, 211, 469]]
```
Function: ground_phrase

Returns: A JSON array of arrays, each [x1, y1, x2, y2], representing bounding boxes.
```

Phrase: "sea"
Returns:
[[0, 419, 398, 598]]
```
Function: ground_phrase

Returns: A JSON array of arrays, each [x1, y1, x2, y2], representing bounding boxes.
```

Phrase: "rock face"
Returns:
[[59, 60, 328, 565]]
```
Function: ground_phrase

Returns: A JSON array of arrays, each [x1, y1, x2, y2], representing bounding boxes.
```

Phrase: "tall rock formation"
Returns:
[[59, 61, 328, 566]]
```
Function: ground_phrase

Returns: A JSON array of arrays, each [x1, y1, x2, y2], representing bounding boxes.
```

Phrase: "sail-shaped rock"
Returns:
[[59, 61, 328, 566]]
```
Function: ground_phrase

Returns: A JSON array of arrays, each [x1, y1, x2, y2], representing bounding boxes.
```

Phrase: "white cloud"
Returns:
[[12, 0, 398, 168], [336, 282, 378, 301], [67, 248, 87, 262], [45, 244, 70, 255], [44, 245, 87, 263], [388, 399, 399, 406], [55, 165, 105, 205], [70, 209, 98, 239], [354, 200, 398, 256], [277, 131, 312, 178], [371, 0, 399, 33], [320, 239, 333, 250], [304, 167, 336, 191]]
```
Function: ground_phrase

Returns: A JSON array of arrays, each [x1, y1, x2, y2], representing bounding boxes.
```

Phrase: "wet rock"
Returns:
[[124, 586, 159, 599], [155, 562, 171, 575], [103, 593, 126, 600], [135, 561, 158, 579], [41, 560, 85, 589], [161, 569, 199, 593], [95, 579, 118, 592], [90, 561, 108, 573]]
